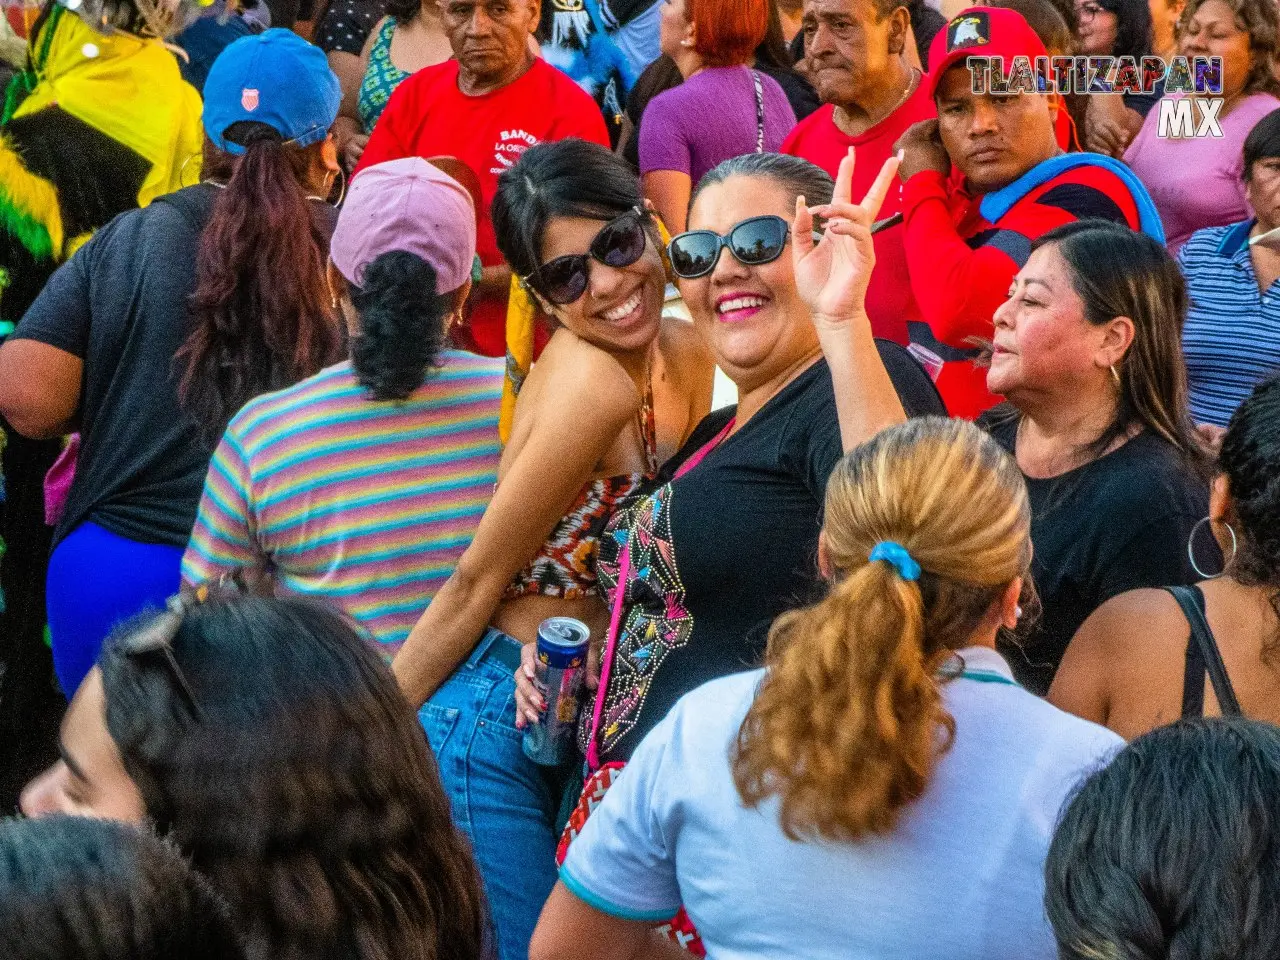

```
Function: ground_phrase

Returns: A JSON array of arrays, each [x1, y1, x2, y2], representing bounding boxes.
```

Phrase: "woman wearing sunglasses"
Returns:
[[512, 148, 943, 949], [390, 138, 715, 960]]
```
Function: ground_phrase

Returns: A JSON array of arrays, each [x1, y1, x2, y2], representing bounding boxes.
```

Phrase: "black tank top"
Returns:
[[1167, 585, 1244, 718]]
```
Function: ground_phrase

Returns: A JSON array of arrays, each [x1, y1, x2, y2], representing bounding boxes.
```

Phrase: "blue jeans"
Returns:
[[420, 629, 576, 960]]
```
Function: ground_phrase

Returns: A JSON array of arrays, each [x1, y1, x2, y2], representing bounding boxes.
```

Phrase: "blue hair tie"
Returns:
[[868, 541, 921, 581]]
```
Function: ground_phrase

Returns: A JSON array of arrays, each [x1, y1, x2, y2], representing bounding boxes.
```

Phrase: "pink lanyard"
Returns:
[[585, 419, 735, 770]]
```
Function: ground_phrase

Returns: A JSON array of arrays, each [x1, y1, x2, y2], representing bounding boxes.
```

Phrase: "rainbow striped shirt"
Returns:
[[182, 353, 503, 654]]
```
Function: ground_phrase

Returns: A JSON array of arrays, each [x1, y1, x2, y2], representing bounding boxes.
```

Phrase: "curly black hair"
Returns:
[[1046, 718, 1280, 960], [350, 251, 449, 401], [1219, 375, 1280, 622], [99, 597, 489, 960], [0, 814, 245, 960]]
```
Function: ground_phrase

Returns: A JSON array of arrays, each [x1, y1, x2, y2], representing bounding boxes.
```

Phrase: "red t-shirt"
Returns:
[[355, 59, 610, 357], [901, 163, 1144, 419], [780, 81, 936, 346]]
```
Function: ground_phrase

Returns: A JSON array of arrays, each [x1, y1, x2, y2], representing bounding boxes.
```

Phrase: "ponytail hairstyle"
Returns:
[[350, 251, 449, 401], [732, 417, 1032, 842], [179, 121, 343, 441]]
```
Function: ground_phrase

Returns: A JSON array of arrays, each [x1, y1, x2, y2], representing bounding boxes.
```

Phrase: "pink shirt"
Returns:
[[1125, 92, 1280, 254]]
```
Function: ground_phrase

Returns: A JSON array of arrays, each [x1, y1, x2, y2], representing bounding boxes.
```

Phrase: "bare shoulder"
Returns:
[[525, 329, 641, 419], [1073, 588, 1189, 665], [658, 314, 714, 394], [659, 313, 711, 367]]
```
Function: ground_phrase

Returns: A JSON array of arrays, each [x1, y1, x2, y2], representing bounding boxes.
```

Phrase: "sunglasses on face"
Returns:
[[667, 215, 795, 280], [529, 207, 650, 306]]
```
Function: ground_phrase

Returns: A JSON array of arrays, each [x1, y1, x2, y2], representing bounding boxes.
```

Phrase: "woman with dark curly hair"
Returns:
[[182, 157, 504, 654], [1052, 375, 1280, 738], [0, 815, 245, 960], [1046, 718, 1280, 959], [18, 594, 488, 960]]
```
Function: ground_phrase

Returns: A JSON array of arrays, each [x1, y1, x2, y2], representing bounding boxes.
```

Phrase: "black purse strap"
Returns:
[[1169, 585, 1243, 718]]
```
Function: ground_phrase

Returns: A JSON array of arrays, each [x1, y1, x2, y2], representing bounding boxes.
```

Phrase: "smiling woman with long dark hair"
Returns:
[[0, 30, 345, 701]]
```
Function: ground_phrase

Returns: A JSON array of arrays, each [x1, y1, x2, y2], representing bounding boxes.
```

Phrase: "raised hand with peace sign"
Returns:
[[793, 146, 902, 334]]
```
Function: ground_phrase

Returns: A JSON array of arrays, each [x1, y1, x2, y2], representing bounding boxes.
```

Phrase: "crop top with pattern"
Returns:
[[504, 386, 657, 600]]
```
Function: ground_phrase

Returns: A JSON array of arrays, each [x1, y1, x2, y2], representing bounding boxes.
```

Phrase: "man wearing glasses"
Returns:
[[355, 0, 609, 359]]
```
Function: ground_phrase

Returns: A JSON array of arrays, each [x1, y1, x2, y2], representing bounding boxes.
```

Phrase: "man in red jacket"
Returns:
[[894, 7, 1163, 418], [355, 0, 609, 358]]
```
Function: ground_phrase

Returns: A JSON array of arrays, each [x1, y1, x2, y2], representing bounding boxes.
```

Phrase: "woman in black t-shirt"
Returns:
[[984, 220, 1211, 694], [515, 151, 944, 767], [0, 33, 345, 700]]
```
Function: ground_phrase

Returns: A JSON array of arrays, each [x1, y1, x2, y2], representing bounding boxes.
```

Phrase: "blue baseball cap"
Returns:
[[202, 28, 341, 155]]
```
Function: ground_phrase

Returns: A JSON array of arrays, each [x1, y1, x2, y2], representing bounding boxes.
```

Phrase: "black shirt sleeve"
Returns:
[[12, 239, 93, 358]]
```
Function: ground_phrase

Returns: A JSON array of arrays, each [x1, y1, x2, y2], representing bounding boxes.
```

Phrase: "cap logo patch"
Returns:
[[947, 12, 989, 50], [241, 88, 260, 111]]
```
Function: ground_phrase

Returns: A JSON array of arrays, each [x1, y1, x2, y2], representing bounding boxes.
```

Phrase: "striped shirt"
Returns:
[[182, 353, 503, 654], [1178, 220, 1280, 428]]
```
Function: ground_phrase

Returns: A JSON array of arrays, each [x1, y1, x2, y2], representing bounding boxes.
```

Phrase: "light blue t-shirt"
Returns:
[[561, 646, 1122, 960]]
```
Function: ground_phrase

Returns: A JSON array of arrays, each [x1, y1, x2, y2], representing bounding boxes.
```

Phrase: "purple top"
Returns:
[[639, 65, 797, 184], [1125, 92, 1280, 254]]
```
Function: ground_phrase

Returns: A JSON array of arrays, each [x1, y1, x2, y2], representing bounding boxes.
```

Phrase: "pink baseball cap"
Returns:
[[331, 157, 477, 293]]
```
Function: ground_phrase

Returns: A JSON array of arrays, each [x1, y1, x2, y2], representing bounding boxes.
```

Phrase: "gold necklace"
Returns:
[[836, 67, 921, 135]]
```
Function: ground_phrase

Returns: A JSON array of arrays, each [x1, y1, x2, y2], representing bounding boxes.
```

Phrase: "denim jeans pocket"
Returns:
[[419, 702, 461, 756]]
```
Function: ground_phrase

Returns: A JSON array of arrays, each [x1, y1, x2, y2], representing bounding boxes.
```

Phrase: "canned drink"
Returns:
[[522, 617, 591, 766]]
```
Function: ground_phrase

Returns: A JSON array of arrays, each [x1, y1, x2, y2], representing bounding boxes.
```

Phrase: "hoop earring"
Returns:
[[1110, 364, 1121, 387], [331, 165, 347, 207], [1187, 515, 1238, 579]]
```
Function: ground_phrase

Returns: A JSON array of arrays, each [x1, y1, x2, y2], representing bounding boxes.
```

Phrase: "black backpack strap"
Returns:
[[1168, 585, 1243, 717]]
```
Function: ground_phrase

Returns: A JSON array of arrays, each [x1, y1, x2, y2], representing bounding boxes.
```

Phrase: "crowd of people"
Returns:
[[1, 0, 1280, 954]]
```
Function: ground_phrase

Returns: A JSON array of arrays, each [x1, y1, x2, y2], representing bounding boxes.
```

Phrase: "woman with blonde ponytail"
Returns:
[[533, 417, 1123, 960]]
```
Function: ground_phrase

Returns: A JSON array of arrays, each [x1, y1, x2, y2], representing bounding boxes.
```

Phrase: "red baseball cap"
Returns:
[[927, 7, 1049, 99]]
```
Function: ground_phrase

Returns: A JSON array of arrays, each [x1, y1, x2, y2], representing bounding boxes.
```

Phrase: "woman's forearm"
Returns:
[[392, 568, 506, 708], [818, 311, 905, 452]]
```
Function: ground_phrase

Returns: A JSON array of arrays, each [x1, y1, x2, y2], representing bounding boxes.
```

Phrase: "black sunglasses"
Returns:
[[667, 215, 797, 279], [527, 207, 650, 305]]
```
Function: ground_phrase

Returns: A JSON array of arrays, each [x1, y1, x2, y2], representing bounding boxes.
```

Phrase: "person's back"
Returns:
[[536, 418, 1121, 960], [558, 663, 1119, 958], [185, 352, 502, 651]]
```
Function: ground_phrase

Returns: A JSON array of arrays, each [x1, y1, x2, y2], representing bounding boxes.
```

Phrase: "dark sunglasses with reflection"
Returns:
[[667, 210, 904, 279], [524, 206, 652, 306]]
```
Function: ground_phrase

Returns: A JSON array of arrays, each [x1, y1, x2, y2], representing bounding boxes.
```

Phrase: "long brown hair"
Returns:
[[1178, 0, 1280, 98], [101, 597, 488, 960], [178, 122, 343, 441], [732, 417, 1032, 842]]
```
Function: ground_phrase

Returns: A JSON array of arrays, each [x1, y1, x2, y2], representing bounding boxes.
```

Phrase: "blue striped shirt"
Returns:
[[1179, 220, 1280, 428]]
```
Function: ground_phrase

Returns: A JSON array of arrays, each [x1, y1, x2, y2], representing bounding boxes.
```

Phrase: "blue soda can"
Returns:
[[522, 617, 591, 766]]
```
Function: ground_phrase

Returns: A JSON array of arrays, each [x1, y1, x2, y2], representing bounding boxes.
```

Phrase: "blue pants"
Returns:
[[46, 521, 183, 698], [421, 628, 576, 960]]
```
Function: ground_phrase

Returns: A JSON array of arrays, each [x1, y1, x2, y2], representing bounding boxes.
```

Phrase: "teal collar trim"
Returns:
[[959, 669, 1019, 687]]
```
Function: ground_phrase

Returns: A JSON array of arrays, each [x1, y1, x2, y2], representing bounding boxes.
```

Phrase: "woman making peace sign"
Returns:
[[528, 150, 1117, 960]]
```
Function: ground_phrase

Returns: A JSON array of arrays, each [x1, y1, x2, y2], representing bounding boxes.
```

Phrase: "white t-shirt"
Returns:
[[560, 646, 1123, 960]]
